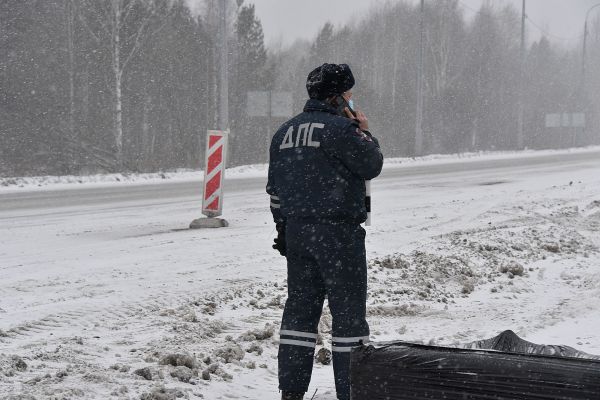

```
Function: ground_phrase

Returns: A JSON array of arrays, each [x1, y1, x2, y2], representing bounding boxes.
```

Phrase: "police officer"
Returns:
[[267, 63, 383, 400]]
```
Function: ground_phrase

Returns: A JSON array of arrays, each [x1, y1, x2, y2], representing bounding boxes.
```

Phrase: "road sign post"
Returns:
[[190, 130, 229, 229], [247, 90, 293, 161]]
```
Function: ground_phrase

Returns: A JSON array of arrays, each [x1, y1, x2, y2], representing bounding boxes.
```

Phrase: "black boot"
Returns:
[[281, 391, 304, 400]]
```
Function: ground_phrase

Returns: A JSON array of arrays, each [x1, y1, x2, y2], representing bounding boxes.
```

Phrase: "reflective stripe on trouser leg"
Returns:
[[280, 330, 318, 349], [331, 336, 370, 352]]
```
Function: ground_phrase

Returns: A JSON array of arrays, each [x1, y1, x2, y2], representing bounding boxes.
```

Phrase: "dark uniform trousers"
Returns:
[[278, 220, 369, 400]]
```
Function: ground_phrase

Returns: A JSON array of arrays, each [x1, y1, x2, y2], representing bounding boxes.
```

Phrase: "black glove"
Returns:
[[272, 223, 287, 257]]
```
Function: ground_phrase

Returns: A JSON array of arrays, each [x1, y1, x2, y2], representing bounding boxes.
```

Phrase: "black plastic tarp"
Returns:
[[350, 331, 600, 400], [464, 330, 600, 360]]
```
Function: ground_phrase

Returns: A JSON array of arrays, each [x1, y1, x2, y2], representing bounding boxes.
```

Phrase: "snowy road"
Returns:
[[1, 148, 600, 399], [1, 149, 599, 214]]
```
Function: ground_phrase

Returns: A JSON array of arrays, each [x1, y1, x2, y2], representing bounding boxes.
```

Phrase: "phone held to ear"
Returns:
[[348, 99, 356, 114], [336, 95, 357, 118]]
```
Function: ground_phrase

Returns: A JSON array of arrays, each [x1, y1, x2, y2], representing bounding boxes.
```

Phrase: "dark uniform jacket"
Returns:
[[267, 99, 383, 226]]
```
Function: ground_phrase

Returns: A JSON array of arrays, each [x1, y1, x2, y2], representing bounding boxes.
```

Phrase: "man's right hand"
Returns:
[[345, 107, 369, 131]]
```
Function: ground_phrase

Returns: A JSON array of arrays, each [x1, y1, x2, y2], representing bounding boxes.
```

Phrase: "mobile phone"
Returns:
[[336, 95, 357, 118], [348, 99, 356, 114]]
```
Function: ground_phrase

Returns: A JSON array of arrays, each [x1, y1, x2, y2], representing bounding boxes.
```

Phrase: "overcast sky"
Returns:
[[245, 0, 600, 48]]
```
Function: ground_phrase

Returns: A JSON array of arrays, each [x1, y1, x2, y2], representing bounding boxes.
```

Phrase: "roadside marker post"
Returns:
[[190, 130, 229, 229], [365, 180, 372, 226]]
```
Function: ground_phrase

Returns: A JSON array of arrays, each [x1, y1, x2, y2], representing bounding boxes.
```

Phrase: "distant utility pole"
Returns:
[[582, 3, 600, 87], [218, 0, 229, 131], [517, 0, 526, 149], [415, 0, 425, 156]]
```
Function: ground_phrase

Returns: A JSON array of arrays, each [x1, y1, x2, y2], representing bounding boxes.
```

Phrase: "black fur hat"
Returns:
[[306, 63, 355, 100]]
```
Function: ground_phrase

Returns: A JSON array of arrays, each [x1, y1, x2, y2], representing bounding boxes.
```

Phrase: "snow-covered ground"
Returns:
[[1, 148, 600, 399]]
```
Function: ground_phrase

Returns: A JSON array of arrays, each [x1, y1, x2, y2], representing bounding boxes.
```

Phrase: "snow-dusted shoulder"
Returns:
[[1, 149, 599, 399]]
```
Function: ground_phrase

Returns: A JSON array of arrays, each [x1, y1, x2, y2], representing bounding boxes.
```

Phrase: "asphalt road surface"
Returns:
[[1, 150, 598, 216]]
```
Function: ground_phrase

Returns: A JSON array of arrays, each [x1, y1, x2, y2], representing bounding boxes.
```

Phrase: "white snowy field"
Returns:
[[1, 148, 600, 399]]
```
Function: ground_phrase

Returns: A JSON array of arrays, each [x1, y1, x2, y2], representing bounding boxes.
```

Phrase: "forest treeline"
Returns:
[[1, 0, 599, 176]]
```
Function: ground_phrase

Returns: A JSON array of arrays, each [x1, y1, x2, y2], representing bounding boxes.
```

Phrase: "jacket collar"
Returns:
[[303, 98, 338, 115]]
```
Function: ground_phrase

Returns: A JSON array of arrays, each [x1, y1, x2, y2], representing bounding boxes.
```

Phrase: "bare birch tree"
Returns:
[[79, 0, 171, 167]]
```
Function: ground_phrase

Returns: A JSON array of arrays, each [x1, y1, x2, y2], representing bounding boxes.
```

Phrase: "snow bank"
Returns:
[[0, 164, 269, 193]]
